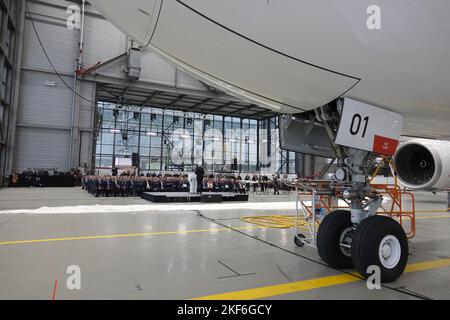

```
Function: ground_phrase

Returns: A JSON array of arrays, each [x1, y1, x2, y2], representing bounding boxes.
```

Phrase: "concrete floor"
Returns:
[[0, 187, 449, 300]]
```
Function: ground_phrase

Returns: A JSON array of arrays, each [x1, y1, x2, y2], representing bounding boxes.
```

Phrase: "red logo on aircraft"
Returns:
[[373, 135, 399, 156]]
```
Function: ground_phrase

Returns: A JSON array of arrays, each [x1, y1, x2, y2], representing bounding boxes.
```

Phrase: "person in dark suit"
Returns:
[[273, 175, 280, 195], [195, 165, 205, 194]]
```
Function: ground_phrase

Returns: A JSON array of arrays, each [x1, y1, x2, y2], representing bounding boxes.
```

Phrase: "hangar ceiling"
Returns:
[[96, 82, 278, 120]]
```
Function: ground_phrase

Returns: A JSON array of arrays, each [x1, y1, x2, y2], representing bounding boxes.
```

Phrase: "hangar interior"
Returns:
[[0, 0, 449, 300], [0, 0, 317, 179]]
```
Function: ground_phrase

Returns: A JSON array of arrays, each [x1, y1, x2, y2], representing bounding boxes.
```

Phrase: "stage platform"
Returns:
[[141, 192, 249, 203]]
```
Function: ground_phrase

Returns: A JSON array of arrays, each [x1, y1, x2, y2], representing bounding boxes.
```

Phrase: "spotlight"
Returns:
[[186, 118, 193, 126], [121, 132, 128, 141], [205, 120, 211, 128], [174, 116, 179, 125], [151, 114, 156, 122], [133, 112, 140, 121], [113, 109, 119, 118]]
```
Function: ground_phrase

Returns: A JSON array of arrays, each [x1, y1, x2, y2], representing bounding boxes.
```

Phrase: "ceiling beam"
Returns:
[[188, 98, 212, 110], [167, 95, 187, 108], [141, 91, 161, 107], [211, 101, 234, 112]]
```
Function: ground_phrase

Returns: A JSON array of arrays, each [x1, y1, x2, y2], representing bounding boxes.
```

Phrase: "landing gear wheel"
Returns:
[[351, 215, 408, 283], [294, 234, 306, 247], [317, 210, 354, 269]]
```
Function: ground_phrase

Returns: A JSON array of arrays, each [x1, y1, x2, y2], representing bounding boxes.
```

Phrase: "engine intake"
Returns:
[[394, 139, 450, 191]]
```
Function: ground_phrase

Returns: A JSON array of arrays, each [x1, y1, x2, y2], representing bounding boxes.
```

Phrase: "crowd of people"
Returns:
[[83, 172, 250, 198], [83, 174, 191, 197], [9, 169, 82, 188], [82, 171, 294, 198]]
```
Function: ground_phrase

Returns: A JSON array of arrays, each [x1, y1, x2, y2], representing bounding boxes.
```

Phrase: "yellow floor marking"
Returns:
[[0, 226, 266, 246], [1, 212, 447, 246], [194, 258, 450, 300], [416, 215, 450, 220], [405, 258, 450, 273], [415, 210, 450, 214]]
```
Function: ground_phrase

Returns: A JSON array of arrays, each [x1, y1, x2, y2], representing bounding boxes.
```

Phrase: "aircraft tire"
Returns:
[[352, 215, 409, 283], [317, 210, 354, 269]]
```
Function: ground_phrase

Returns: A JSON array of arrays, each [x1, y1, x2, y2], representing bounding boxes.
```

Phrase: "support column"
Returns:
[[295, 153, 302, 177], [4, 0, 25, 181], [303, 155, 315, 178]]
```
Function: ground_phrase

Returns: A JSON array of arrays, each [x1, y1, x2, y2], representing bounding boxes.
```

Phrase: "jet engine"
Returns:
[[394, 139, 450, 191]]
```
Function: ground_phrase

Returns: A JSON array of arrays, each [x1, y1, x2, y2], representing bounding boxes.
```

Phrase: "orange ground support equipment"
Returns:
[[371, 183, 416, 239]]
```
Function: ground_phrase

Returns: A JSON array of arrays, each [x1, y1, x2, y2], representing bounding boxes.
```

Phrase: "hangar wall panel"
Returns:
[[11, 0, 211, 175], [140, 51, 177, 86], [22, 14, 78, 74], [82, 15, 127, 78], [17, 70, 74, 128], [177, 72, 208, 91], [15, 127, 70, 171]]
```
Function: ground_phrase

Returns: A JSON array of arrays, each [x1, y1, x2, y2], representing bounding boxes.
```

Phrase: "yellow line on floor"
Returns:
[[194, 258, 450, 300], [416, 215, 450, 220], [0, 226, 266, 246], [415, 210, 450, 214]]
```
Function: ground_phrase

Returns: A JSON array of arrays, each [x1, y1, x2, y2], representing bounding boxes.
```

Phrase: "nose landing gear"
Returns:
[[292, 99, 410, 283]]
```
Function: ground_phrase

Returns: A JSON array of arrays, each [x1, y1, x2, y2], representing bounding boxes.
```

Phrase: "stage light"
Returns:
[[133, 112, 140, 121], [151, 114, 156, 122], [113, 109, 119, 118], [174, 116, 179, 125], [186, 118, 193, 126]]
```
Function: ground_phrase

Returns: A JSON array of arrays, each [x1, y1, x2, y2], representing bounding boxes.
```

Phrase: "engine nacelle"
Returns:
[[394, 139, 450, 191]]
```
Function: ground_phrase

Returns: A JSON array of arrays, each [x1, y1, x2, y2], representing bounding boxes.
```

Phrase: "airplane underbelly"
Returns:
[[149, 0, 359, 113], [89, 0, 450, 137]]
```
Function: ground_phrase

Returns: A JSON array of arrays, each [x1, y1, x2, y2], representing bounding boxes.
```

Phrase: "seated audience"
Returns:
[[82, 172, 251, 197]]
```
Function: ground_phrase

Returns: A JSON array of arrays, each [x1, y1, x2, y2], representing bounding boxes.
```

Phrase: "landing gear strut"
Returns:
[[294, 101, 409, 283], [314, 146, 409, 282]]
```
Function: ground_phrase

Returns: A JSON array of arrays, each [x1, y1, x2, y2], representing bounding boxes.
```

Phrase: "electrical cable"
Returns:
[[26, 3, 96, 105], [196, 211, 433, 300]]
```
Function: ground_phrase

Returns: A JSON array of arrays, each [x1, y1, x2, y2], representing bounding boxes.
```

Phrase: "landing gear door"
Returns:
[[335, 99, 404, 156], [279, 116, 336, 158]]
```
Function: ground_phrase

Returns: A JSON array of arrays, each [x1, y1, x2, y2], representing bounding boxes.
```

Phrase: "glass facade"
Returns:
[[94, 103, 297, 175]]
